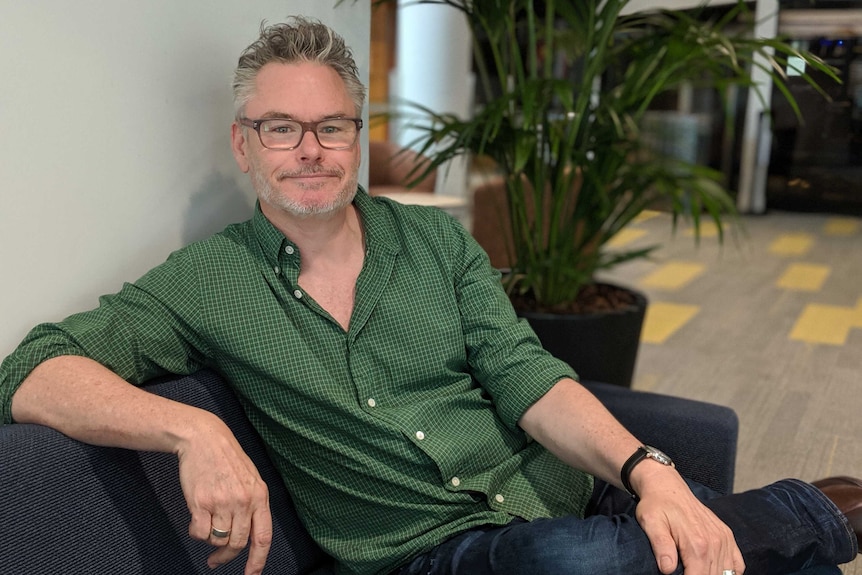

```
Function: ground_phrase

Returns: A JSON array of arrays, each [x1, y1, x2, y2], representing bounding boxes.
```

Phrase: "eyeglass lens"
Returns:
[[258, 119, 358, 150]]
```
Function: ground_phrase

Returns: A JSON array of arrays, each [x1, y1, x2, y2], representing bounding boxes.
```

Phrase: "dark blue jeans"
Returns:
[[397, 479, 856, 575]]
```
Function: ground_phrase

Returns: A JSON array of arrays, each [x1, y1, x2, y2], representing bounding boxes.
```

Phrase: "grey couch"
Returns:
[[0, 370, 739, 574]]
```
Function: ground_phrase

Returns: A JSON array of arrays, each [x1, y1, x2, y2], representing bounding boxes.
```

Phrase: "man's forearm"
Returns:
[[519, 377, 674, 491], [11, 355, 218, 454]]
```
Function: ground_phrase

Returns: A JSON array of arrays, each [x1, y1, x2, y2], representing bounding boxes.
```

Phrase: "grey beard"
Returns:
[[253, 165, 358, 218]]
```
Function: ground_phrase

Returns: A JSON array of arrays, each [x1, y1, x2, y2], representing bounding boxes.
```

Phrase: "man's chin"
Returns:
[[262, 189, 357, 219]]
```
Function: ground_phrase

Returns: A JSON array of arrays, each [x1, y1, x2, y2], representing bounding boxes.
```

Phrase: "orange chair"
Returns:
[[367, 140, 437, 197]]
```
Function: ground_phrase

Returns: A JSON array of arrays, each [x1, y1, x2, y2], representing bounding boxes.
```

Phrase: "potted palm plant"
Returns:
[[374, 0, 835, 386]]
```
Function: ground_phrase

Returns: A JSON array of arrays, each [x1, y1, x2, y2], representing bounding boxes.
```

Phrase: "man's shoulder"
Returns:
[[180, 218, 256, 256], [361, 193, 464, 239], [153, 218, 260, 277], [366, 193, 454, 222]]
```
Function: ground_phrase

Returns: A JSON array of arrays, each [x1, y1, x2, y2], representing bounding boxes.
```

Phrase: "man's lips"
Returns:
[[276, 172, 341, 191], [277, 169, 342, 181]]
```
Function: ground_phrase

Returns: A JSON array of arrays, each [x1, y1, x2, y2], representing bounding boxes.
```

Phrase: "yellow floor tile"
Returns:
[[641, 302, 700, 344], [790, 302, 859, 345], [769, 233, 814, 256], [824, 218, 860, 237], [640, 261, 705, 290], [607, 228, 647, 249], [776, 263, 831, 292]]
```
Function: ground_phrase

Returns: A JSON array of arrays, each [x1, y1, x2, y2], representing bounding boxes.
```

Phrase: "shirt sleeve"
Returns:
[[0, 247, 210, 424], [448, 217, 578, 430]]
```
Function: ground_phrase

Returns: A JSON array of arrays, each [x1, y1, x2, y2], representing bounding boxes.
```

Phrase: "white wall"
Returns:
[[0, 1, 370, 356]]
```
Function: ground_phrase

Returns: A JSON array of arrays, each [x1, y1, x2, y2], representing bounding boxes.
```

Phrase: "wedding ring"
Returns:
[[211, 526, 231, 538], [722, 570, 736, 575]]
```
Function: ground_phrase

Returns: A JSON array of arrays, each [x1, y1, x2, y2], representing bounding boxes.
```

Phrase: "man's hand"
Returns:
[[519, 379, 745, 574], [634, 466, 745, 575], [176, 414, 273, 574]]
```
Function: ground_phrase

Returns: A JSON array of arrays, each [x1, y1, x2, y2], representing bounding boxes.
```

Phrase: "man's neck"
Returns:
[[260, 199, 366, 331], [260, 201, 364, 262]]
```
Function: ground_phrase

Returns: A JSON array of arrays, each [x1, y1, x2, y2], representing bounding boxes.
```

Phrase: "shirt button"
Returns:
[[450, 477, 461, 487], [367, 398, 377, 408], [494, 494, 505, 503], [415, 431, 425, 441], [293, 289, 303, 299], [273, 266, 280, 275], [285, 245, 295, 255]]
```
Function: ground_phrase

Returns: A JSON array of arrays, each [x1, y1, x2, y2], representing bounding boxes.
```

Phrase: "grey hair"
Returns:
[[233, 16, 366, 117]]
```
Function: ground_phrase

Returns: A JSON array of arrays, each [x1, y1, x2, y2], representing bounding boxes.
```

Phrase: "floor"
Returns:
[[599, 209, 862, 573]]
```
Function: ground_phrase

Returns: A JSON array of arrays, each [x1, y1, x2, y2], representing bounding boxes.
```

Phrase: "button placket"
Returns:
[[278, 242, 299, 284]]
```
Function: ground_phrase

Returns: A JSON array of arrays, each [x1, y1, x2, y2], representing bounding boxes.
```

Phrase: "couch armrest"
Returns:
[[0, 370, 330, 575], [584, 381, 739, 495]]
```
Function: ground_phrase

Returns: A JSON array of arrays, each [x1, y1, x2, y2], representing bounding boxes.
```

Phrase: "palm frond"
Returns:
[[372, 0, 838, 309]]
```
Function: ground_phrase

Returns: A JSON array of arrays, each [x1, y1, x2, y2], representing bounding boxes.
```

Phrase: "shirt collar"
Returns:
[[251, 201, 291, 267], [251, 186, 400, 267], [353, 187, 400, 257]]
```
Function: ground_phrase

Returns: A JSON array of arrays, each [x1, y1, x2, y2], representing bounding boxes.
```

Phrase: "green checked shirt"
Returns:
[[0, 190, 593, 575]]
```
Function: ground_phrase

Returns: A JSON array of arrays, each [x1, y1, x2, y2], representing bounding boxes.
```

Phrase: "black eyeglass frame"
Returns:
[[238, 117, 363, 151]]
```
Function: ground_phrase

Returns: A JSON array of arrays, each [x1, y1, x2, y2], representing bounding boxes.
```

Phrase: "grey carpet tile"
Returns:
[[598, 210, 862, 573]]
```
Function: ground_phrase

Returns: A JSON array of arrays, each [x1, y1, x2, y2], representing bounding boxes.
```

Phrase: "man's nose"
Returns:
[[296, 128, 323, 158]]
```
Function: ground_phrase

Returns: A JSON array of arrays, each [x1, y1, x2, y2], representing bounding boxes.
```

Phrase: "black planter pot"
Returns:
[[517, 284, 648, 388]]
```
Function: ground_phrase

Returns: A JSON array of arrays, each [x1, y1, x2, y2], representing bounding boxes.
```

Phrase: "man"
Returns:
[[0, 16, 860, 575]]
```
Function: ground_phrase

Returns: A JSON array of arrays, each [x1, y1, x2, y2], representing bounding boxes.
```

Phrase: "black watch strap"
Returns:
[[620, 445, 674, 500]]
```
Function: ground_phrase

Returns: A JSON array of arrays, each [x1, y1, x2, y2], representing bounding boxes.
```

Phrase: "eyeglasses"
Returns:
[[239, 117, 363, 150]]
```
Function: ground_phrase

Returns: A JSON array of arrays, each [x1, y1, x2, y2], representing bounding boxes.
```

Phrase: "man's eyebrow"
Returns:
[[256, 111, 351, 121], [259, 111, 293, 119]]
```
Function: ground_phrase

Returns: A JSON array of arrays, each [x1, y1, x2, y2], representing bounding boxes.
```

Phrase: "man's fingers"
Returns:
[[208, 544, 243, 570], [203, 504, 271, 574], [206, 516, 245, 569], [225, 512, 250, 549], [189, 508, 215, 542], [644, 506, 745, 575], [244, 505, 274, 575], [208, 512, 235, 547], [644, 526, 679, 574], [724, 530, 746, 575]]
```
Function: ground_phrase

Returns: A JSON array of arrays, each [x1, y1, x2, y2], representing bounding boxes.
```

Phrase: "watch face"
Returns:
[[644, 446, 674, 466]]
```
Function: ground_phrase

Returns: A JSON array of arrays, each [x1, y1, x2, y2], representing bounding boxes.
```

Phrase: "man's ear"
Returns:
[[231, 122, 251, 173]]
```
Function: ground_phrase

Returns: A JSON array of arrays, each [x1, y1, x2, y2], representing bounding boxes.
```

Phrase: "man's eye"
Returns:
[[319, 125, 342, 134], [266, 123, 297, 134]]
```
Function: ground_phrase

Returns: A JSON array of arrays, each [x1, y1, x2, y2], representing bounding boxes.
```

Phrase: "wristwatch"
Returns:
[[620, 445, 675, 500]]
